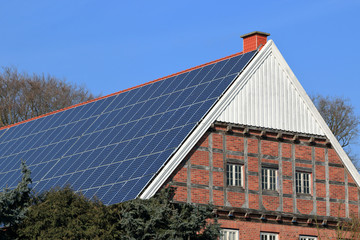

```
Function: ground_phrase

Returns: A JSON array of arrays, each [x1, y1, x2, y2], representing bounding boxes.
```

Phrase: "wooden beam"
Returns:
[[226, 125, 233, 133], [212, 209, 218, 216], [243, 127, 249, 135], [322, 219, 328, 226], [260, 130, 267, 138], [292, 134, 299, 143]]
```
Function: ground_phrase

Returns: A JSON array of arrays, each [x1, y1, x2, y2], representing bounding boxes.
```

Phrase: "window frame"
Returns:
[[260, 232, 279, 240], [226, 163, 244, 187], [299, 236, 317, 240], [261, 167, 278, 191], [296, 171, 312, 194], [220, 228, 239, 240]]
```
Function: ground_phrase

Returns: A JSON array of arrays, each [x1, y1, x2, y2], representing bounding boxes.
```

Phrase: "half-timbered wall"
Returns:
[[170, 123, 360, 239]]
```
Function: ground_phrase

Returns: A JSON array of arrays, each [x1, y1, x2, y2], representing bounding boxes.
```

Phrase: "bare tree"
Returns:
[[312, 94, 359, 162], [0, 67, 95, 127], [316, 214, 360, 240]]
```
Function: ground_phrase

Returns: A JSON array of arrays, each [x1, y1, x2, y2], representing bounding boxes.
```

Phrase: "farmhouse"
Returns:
[[0, 31, 358, 239]]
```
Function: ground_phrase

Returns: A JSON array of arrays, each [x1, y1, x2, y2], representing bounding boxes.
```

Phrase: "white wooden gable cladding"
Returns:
[[216, 43, 325, 136], [141, 40, 360, 199]]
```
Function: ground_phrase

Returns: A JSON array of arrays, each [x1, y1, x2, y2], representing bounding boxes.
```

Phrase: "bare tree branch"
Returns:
[[0, 66, 96, 127], [312, 94, 359, 165]]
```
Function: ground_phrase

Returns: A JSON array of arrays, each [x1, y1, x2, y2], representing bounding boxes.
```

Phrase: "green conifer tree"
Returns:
[[106, 186, 220, 240], [0, 161, 32, 239], [0, 161, 31, 227], [16, 185, 220, 239]]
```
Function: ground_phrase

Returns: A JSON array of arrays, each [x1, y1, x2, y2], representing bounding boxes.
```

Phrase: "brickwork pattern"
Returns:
[[172, 129, 359, 214], [170, 127, 360, 238], [219, 219, 346, 240]]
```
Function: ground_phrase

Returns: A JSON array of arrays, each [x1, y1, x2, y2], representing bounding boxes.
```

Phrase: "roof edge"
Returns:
[[139, 42, 268, 199], [240, 31, 270, 38], [0, 50, 245, 131], [139, 39, 360, 200], [269, 42, 360, 189]]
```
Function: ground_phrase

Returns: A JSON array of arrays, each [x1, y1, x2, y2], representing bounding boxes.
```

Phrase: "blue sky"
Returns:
[[1, 0, 359, 153]]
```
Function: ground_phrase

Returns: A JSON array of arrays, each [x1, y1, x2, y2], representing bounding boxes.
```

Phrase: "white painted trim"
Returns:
[[140, 39, 360, 199], [140, 41, 273, 199], [260, 232, 279, 240], [216, 48, 325, 136], [220, 229, 239, 240], [269, 43, 360, 188]]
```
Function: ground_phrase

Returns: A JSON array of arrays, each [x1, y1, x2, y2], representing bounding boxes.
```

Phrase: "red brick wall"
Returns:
[[170, 127, 360, 237], [242, 34, 268, 53], [219, 219, 347, 240]]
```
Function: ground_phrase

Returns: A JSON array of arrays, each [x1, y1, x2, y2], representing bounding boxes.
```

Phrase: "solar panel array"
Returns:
[[0, 50, 256, 204]]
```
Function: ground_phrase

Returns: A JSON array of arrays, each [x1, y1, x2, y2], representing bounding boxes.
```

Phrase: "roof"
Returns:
[[240, 31, 270, 38], [216, 42, 326, 136], [0, 50, 257, 204], [140, 40, 360, 199]]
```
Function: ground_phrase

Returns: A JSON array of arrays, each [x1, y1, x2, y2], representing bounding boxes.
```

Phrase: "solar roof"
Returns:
[[0, 50, 257, 204]]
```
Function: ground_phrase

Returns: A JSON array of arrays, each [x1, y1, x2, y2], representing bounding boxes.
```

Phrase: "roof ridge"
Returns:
[[0, 51, 244, 131]]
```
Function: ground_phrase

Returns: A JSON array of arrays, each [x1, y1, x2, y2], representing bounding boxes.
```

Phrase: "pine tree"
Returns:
[[16, 186, 109, 240], [106, 186, 220, 240], [0, 161, 32, 239], [0, 161, 32, 227], [16, 186, 220, 239]]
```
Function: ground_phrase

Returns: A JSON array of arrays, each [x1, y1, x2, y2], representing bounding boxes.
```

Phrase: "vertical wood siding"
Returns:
[[217, 53, 324, 136]]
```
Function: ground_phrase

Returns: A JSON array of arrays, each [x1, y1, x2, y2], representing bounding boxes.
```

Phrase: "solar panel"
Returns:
[[0, 50, 256, 204]]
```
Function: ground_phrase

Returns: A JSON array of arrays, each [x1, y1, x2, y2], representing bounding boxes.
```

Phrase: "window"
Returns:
[[261, 167, 277, 190], [226, 163, 243, 187], [299, 236, 317, 240], [296, 172, 311, 194], [261, 232, 278, 240], [220, 229, 239, 240]]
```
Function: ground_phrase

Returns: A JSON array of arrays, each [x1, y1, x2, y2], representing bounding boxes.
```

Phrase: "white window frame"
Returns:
[[299, 236, 317, 240], [260, 232, 278, 240], [261, 167, 278, 191], [296, 171, 311, 194], [226, 163, 243, 187], [220, 229, 239, 240]]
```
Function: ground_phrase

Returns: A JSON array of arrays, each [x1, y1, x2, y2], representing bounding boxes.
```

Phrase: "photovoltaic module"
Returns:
[[0, 50, 256, 204]]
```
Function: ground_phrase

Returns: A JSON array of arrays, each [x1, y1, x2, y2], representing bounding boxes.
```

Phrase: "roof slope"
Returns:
[[140, 40, 360, 199], [0, 50, 257, 204]]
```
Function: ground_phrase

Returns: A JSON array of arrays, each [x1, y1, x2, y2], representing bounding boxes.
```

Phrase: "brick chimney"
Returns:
[[240, 31, 270, 53]]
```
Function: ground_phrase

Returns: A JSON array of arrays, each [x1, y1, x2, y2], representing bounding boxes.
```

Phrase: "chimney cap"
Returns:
[[240, 31, 270, 38]]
